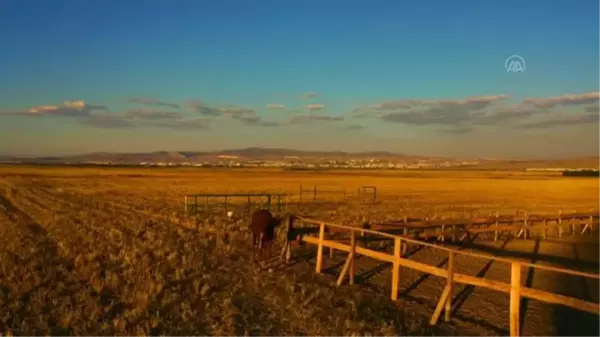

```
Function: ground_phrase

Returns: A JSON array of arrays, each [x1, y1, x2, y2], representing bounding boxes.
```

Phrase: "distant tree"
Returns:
[[562, 169, 600, 177]]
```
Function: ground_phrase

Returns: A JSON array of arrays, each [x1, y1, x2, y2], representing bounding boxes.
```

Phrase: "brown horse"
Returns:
[[249, 209, 295, 262]]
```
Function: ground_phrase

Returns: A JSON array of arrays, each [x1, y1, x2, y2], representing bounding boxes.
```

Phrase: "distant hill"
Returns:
[[0, 147, 598, 169], [216, 147, 403, 159], [3, 147, 412, 164], [467, 156, 600, 170]]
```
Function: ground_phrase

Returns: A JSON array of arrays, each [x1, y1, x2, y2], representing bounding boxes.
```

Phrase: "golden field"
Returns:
[[0, 165, 598, 336]]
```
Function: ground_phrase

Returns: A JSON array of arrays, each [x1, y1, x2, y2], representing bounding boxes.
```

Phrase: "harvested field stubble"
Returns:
[[0, 166, 598, 335]]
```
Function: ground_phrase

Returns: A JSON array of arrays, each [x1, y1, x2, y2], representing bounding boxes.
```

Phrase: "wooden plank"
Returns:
[[467, 220, 599, 235], [391, 237, 401, 301], [520, 287, 600, 314], [186, 193, 291, 197], [543, 218, 547, 239], [350, 231, 356, 285], [494, 211, 499, 242], [295, 218, 600, 333], [301, 220, 399, 239], [303, 228, 600, 308], [430, 285, 451, 326], [315, 223, 325, 273], [445, 251, 455, 322], [467, 224, 518, 234], [301, 230, 600, 280], [370, 219, 599, 239], [336, 251, 353, 286], [510, 262, 521, 337], [302, 236, 395, 263], [526, 261, 600, 279], [558, 210, 563, 238], [358, 211, 598, 229], [523, 212, 528, 240], [453, 273, 511, 293], [280, 241, 291, 263]]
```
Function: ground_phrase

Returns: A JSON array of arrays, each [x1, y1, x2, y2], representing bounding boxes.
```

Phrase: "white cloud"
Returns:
[[266, 104, 285, 110], [307, 104, 325, 111]]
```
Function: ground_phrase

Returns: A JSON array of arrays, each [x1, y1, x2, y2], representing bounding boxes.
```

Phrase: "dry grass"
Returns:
[[0, 166, 598, 335]]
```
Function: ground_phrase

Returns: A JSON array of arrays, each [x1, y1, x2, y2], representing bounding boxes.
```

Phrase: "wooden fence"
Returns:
[[282, 215, 600, 336], [363, 210, 599, 242], [297, 184, 379, 203], [184, 192, 289, 215], [357, 185, 377, 203], [298, 183, 347, 202]]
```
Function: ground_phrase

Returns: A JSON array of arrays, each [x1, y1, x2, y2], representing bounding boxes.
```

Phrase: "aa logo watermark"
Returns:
[[505, 54, 526, 73]]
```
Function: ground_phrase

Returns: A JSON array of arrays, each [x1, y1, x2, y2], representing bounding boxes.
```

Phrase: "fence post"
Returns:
[[391, 237, 401, 301], [184, 195, 188, 215], [571, 210, 576, 236], [402, 218, 408, 255], [523, 211, 528, 240], [558, 209, 563, 238], [494, 211, 499, 242], [510, 262, 521, 337], [315, 222, 325, 273], [445, 251, 455, 322], [350, 231, 356, 285], [441, 224, 446, 242], [452, 223, 456, 242]]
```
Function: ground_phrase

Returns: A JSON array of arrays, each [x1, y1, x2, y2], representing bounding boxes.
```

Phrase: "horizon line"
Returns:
[[2, 146, 599, 162]]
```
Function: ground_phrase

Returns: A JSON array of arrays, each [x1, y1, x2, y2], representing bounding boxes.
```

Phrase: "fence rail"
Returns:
[[284, 215, 600, 336], [362, 210, 599, 242], [184, 192, 290, 215], [298, 184, 378, 203], [298, 183, 348, 202]]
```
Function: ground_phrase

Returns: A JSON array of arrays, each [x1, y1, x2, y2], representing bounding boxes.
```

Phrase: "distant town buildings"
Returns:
[[133, 158, 482, 169], [6, 156, 597, 172]]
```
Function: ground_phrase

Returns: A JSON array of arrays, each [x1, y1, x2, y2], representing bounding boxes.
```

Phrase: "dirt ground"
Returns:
[[302, 236, 599, 336], [0, 166, 598, 335]]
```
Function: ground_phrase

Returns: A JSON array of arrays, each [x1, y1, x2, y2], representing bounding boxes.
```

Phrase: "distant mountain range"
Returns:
[[0, 147, 598, 169], [0, 147, 417, 164]]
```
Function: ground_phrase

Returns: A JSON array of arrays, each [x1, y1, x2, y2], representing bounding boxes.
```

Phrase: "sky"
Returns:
[[0, 0, 598, 158]]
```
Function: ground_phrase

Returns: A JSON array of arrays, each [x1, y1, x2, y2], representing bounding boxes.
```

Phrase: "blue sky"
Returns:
[[0, 0, 598, 158]]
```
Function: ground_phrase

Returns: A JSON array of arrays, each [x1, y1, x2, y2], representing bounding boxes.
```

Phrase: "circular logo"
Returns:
[[505, 54, 526, 73]]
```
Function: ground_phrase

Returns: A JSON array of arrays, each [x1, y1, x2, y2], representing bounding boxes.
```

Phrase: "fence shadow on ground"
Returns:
[[552, 239, 600, 336], [439, 240, 599, 271], [284, 225, 600, 336]]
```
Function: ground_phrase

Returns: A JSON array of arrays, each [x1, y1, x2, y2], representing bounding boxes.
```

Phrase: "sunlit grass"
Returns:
[[0, 166, 597, 335]]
